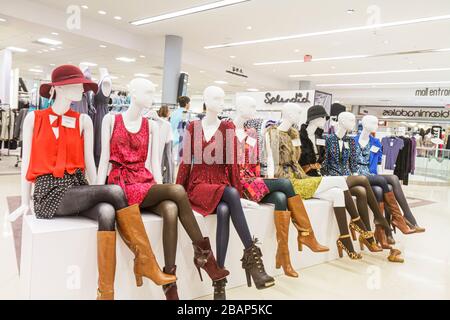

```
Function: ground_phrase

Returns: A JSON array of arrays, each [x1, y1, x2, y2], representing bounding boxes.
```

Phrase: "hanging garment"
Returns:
[[394, 137, 412, 185], [26, 108, 88, 218], [0, 110, 15, 141], [381, 137, 404, 170], [244, 118, 266, 172], [322, 133, 357, 176], [162, 141, 174, 184], [14, 108, 29, 140], [237, 127, 270, 202], [107, 115, 156, 206], [155, 118, 174, 183], [410, 137, 417, 174], [176, 120, 242, 216], [92, 82, 111, 167], [355, 135, 383, 175], [298, 125, 326, 177], [267, 126, 322, 199], [70, 91, 94, 114]]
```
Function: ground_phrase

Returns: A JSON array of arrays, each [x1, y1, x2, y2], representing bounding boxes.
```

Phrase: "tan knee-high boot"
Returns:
[[116, 205, 177, 287], [383, 192, 415, 235], [97, 231, 116, 300], [274, 211, 298, 278], [287, 195, 329, 253]]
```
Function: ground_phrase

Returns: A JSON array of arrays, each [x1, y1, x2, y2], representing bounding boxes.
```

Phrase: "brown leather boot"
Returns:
[[162, 266, 179, 300], [97, 231, 116, 300], [374, 203, 392, 250], [116, 204, 177, 287], [383, 192, 416, 235], [193, 237, 229, 281], [274, 211, 298, 278], [287, 195, 329, 253]]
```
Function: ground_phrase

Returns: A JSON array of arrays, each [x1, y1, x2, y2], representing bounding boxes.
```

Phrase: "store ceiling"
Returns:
[[2, 0, 450, 103]]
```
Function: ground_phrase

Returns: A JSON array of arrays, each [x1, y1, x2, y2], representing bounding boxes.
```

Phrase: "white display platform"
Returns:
[[19, 200, 340, 300]]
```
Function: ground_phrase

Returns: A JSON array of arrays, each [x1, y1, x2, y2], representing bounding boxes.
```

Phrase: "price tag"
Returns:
[[390, 141, 394, 147], [344, 142, 349, 149], [246, 136, 257, 147], [316, 138, 326, 146], [370, 146, 380, 153], [292, 139, 301, 147], [62, 116, 76, 129]]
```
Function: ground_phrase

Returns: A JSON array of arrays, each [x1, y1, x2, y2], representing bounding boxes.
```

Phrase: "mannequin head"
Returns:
[[338, 112, 356, 132], [309, 117, 327, 130], [362, 115, 379, 133], [54, 84, 84, 102], [99, 67, 112, 96], [282, 103, 304, 124], [236, 96, 257, 121], [203, 86, 225, 113], [129, 78, 156, 109]]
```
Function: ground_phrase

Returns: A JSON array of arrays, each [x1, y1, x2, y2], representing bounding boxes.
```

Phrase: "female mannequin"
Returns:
[[177, 86, 274, 300], [356, 115, 423, 234], [11, 65, 175, 300], [97, 78, 228, 300], [234, 97, 328, 278], [266, 103, 367, 260]]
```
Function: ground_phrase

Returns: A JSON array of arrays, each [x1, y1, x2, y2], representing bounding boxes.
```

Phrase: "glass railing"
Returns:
[[414, 147, 450, 183]]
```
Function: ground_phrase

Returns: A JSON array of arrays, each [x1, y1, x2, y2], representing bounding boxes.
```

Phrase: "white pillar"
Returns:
[[162, 35, 183, 106], [0, 49, 12, 105]]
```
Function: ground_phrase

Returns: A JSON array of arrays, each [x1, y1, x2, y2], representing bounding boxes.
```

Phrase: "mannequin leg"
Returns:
[[349, 186, 371, 231], [261, 191, 288, 211], [372, 185, 395, 247], [263, 179, 296, 199], [216, 203, 231, 269]]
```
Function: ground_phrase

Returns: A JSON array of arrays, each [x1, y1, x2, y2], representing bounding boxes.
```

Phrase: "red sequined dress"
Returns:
[[176, 120, 242, 216]]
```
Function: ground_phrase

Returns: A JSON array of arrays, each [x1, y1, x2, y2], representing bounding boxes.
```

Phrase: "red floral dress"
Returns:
[[108, 115, 156, 205], [176, 120, 242, 216], [237, 128, 270, 202]]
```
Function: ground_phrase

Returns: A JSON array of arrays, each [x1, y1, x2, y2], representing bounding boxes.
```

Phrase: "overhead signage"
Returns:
[[236, 90, 316, 110], [415, 87, 450, 97], [264, 91, 312, 105], [359, 105, 450, 119], [226, 66, 248, 78]]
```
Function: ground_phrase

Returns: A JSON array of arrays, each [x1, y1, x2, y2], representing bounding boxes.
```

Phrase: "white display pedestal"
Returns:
[[19, 200, 340, 300]]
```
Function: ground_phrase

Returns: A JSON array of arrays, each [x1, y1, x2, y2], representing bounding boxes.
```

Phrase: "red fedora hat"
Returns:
[[40, 65, 99, 99]]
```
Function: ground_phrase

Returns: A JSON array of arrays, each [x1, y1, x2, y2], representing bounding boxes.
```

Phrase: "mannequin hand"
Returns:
[[241, 199, 260, 209], [8, 205, 31, 222]]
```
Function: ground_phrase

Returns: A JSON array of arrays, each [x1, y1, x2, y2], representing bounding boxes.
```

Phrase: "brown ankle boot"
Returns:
[[274, 211, 298, 278], [162, 266, 179, 300], [97, 231, 116, 300], [287, 195, 329, 253], [383, 192, 416, 235], [116, 205, 177, 287], [374, 203, 392, 250], [193, 237, 229, 281]]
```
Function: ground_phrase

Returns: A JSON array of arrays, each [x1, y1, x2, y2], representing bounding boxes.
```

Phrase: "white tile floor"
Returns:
[[0, 174, 449, 300]]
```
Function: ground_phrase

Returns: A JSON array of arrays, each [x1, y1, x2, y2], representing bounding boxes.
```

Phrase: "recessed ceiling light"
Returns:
[[247, 88, 259, 92], [200, 70, 205, 73], [57, 46, 63, 49], [384, 40, 390, 45], [230, 55, 236, 59], [42, 49, 49, 52], [51, 32, 59, 36], [131, 0, 250, 26], [246, 26, 252, 30], [294, 49, 300, 53], [6, 46, 28, 53], [114, 16, 122, 20], [50, 63, 56, 66], [98, 10, 107, 15], [80, 62, 98, 67], [29, 68, 43, 73], [116, 57, 136, 63], [99, 44, 107, 48], [317, 80, 450, 87], [0, 18, 7, 22], [50, 48, 56, 51], [205, 14, 450, 49], [347, 9, 355, 14], [214, 80, 228, 84], [37, 38, 62, 46], [139, 55, 146, 58], [81, 5, 88, 9], [331, 66, 336, 69], [134, 73, 150, 78]]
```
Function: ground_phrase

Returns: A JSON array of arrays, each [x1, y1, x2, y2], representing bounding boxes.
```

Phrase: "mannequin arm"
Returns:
[[147, 120, 163, 184], [81, 114, 97, 184], [96, 114, 113, 185], [265, 131, 275, 178]]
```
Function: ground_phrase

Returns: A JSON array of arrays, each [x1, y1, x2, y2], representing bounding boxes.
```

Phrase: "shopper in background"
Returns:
[[170, 96, 191, 161], [158, 105, 170, 121]]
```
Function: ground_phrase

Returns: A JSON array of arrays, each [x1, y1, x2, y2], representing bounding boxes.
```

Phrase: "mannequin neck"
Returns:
[[124, 102, 143, 122], [203, 108, 220, 126], [233, 115, 246, 130], [336, 125, 347, 139], [307, 123, 318, 140], [278, 118, 293, 132], [51, 94, 72, 115], [360, 128, 371, 142]]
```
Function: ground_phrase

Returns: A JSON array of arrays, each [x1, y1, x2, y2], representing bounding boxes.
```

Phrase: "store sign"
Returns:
[[226, 66, 248, 78], [237, 90, 315, 108], [415, 87, 450, 97], [359, 105, 450, 119], [264, 91, 312, 105]]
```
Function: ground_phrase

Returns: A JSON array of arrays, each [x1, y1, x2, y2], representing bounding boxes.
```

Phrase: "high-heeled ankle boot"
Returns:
[[162, 266, 179, 300], [213, 278, 227, 300], [241, 240, 275, 290], [336, 235, 362, 260], [116, 205, 177, 286], [97, 231, 116, 300], [287, 195, 329, 253], [349, 217, 382, 252], [274, 211, 298, 278], [374, 203, 392, 250], [193, 237, 229, 281], [383, 192, 416, 235]]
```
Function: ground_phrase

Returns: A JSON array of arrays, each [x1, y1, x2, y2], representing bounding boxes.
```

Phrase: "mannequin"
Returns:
[[266, 103, 371, 260], [234, 97, 328, 278], [97, 78, 228, 300], [10, 65, 175, 300], [356, 115, 423, 234], [177, 86, 274, 300]]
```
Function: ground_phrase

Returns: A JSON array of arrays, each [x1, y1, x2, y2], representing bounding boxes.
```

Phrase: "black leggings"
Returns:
[[216, 187, 254, 268], [367, 175, 390, 193], [55, 185, 128, 231], [260, 179, 296, 211]]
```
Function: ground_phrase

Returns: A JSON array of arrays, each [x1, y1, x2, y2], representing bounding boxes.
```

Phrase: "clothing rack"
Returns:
[[0, 104, 14, 160]]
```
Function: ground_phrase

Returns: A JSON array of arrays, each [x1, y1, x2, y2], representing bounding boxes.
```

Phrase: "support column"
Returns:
[[162, 35, 183, 106], [0, 49, 12, 105]]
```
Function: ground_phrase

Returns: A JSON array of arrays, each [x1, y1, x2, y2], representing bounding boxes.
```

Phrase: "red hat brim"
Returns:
[[40, 77, 99, 99]]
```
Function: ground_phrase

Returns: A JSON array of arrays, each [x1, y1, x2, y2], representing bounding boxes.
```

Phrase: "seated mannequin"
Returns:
[[96, 78, 228, 300]]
